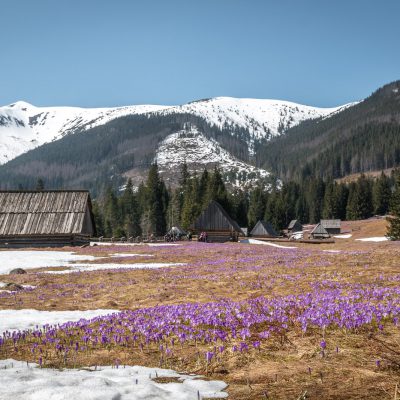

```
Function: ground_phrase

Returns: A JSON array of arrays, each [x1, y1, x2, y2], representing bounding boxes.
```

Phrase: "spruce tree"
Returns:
[[387, 174, 400, 240], [247, 186, 266, 229], [145, 164, 167, 236], [373, 172, 391, 215]]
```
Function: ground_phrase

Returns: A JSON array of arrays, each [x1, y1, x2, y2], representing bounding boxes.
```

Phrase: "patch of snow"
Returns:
[[0, 359, 228, 400], [43, 262, 185, 274], [290, 232, 303, 240], [356, 237, 388, 242], [0, 251, 100, 274], [241, 239, 297, 249], [111, 253, 154, 257], [0, 309, 117, 333], [322, 250, 342, 253], [333, 234, 352, 239], [90, 242, 181, 247]]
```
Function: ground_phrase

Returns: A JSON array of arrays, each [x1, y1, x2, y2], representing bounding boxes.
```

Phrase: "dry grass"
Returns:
[[0, 219, 400, 399]]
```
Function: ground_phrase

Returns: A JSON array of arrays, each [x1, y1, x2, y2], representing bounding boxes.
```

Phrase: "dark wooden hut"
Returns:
[[250, 220, 278, 238], [287, 219, 303, 233], [310, 223, 330, 239], [320, 219, 341, 235], [0, 190, 95, 247], [193, 200, 243, 242]]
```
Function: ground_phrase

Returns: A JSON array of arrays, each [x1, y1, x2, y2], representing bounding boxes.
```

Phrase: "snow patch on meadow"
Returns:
[[242, 239, 297, 249], [0, 359, 228, 400], [0, 251, 99, 274], [356, 237, 388, 242], [43, 262, 185, 274], [111, 253, 154, 257], [0, 309, 117, 333], [90, 242, 181, 247], [334, 234, 352, 239]]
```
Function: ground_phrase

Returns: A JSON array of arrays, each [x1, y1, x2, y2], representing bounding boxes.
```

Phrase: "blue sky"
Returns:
[[1, 0, 399, 107]]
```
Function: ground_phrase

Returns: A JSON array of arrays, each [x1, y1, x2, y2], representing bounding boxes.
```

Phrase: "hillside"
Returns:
[[0, 97, 341, 194], [257, 81, 400, 181]]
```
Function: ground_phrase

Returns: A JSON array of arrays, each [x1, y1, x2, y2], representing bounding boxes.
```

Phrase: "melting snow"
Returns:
[[356, 237, 388, 242], [333, 234, 352, 239], [0, 309, 117, 333], [241, 239, 297, 249], [0, 359, 228, 399]]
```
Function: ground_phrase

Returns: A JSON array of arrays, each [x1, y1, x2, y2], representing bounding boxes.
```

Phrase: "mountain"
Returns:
[[0, 101, 168, 164], [0, 97, 345, 195], [257, 80, 400, 181]]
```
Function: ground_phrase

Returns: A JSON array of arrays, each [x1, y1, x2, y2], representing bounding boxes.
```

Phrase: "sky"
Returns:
[[1, 0, 399, 108]]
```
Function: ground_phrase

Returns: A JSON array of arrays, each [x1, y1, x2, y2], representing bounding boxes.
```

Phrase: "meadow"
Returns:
[[0, 219, 399, 399]]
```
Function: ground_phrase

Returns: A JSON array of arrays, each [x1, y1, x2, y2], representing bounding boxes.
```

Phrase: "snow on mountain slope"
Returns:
[[155, 125, 273, 188], [0, 97, 352, 165], [157, 97, 350, 141], [0, 101, 168, 164]]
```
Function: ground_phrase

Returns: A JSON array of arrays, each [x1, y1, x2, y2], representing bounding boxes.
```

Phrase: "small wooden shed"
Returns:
[[193, 200, 243, 242], [310, 223, 330, 239], [250, 220, 278, 238], [287, 219, 303, 233], [0, 190, 95, 247], [320, 219, 341, 235]]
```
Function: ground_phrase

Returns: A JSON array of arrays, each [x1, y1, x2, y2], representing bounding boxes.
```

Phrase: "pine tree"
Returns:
[[373, 172, 391, 215], [387, 174, 400, 240], [205, 167, 230, 211], [120, 179, 141, 237], [145, 164, 167, 236], [103, 187, 122, 237], [247, 186, 266, 229]]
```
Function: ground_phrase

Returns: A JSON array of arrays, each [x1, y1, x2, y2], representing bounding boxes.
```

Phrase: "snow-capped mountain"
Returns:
[[0, 98, 350, 165], [0, 101, 169, 164], [154, 125, 273, 188]]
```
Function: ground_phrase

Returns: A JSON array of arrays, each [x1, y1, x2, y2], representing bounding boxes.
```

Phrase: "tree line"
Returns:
[[92, 163, 400, 239]]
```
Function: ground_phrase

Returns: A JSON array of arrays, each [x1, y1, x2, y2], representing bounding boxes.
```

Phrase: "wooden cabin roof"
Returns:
[[288, 219, 302, 230], [321, 219, 341, 229], [0, 190, 94, 236], [194, 200, 243, 233], [311, 223, 329, 235], [250, 220, 278, 237]]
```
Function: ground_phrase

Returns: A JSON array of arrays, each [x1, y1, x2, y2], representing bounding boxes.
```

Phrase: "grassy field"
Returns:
[[0, 218, 399, 399]]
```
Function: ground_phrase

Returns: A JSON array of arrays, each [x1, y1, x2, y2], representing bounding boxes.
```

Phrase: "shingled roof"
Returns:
[[194, 200, 243, 233], [0, 190, 95, 236], [250, 220, 278, 237], [321, 219, 341, 229]]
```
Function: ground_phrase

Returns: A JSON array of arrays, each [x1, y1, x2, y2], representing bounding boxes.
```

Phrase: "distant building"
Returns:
[[193, 200, 243, 242], [310, 223, 330, 239], [0, 190, 95, 247], [320, 219, 341, 235], [287, 220, 303, 233], [250, 220, 278, 238]]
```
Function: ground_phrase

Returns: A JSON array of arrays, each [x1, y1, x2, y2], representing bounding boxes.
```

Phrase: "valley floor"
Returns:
[[0, 218, 399, 399]]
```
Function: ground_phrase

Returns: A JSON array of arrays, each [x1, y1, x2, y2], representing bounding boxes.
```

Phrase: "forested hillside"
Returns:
[[0, 112, 255, 196], [257, 81, 400, 180]]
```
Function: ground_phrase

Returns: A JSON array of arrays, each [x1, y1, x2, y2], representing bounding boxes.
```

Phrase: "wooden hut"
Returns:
[[0, 190, 95, 247], [310, 223, 330, 239], [320, 219, 341, 235], [287, 219, 302, 233], [250, 220, 278, 238], [193, 200, 243, 242]]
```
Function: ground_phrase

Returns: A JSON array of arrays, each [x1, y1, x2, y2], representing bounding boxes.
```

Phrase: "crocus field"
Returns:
[[1, 220, 400, 399]]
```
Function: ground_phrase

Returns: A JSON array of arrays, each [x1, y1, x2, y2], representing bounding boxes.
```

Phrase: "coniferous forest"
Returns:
[[92, 163, 400, 238]]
